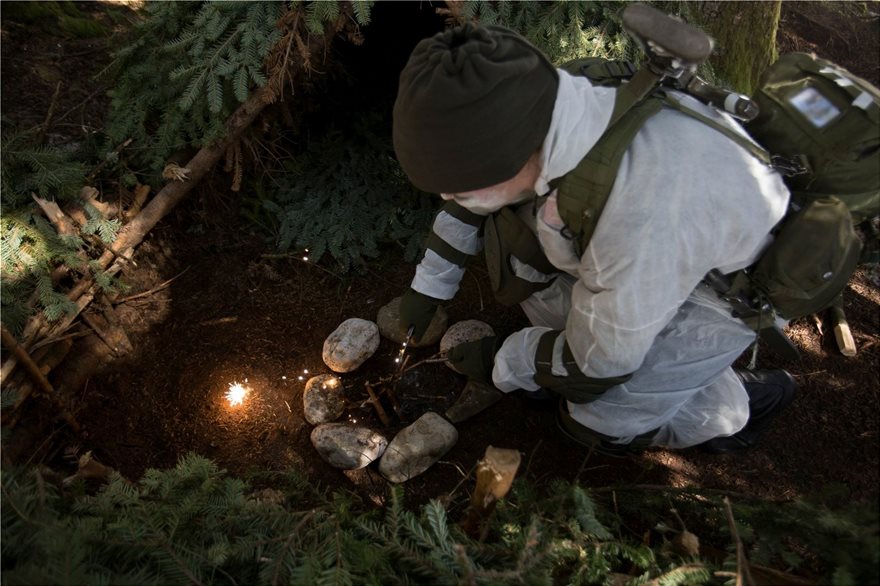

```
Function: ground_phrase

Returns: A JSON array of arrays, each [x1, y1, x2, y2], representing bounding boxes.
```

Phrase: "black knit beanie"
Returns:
[[393, 23, 558, 194]]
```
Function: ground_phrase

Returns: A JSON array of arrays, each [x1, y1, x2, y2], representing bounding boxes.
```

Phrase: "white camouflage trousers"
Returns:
[[509, 276, 756, 449]]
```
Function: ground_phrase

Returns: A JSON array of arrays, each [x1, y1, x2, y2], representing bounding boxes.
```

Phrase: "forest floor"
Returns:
[[2, 2, 878, 512]]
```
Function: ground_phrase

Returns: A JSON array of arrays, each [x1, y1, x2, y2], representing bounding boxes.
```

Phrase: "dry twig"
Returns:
[[114, 266, 191, 305], [723, 496, 755, 586], [1, 325, 80, 432], [86, 138, 133, 183], [35, 81, 62, 144], [365, 383, 391, 427]]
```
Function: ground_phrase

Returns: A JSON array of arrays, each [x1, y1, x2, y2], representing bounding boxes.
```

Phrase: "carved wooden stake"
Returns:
[[830, 296, 857, 357], [461, 446, 522, 540]]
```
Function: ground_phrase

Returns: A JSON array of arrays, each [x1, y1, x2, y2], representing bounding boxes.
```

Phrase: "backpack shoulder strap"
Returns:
[[560, 58, 636, 87], [662, 96, 772, 165], [555, 96, 665, 255]]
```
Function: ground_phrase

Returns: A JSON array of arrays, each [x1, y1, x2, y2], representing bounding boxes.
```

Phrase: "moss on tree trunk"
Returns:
[[691, 0, 781, 94]]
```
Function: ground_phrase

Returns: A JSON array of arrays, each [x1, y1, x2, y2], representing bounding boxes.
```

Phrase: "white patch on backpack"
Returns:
[[788, 87, 841, 128]]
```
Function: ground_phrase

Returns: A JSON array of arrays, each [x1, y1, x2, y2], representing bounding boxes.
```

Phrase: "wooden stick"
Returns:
[[0, 325, 80, 432], [28, 329, 91, 353], [403, 353, 448, 373], [723, 496, 754, 586], [365, 383, 391, 427], [1, 326, 54, 396], [35, 81, 62, 144], [830, 297, 856, 357], [81, 313, 120, 356], [381, 384, 402, 418], [114, 266, 190, 304], [31, 193, 79, 236], [125, 184, 151, 221], [79, 186, 121, 219], [86, 138, 132, 183], [461, 446, 521, 540]]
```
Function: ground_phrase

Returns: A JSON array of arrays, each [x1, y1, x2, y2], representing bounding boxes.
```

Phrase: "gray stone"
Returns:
[[445, 380, 504, 423], [311, 424, 388, 470], [322, 318, 380, 373], [378, 412, 458, 483], [302, 374, 345, 425], [376, 296, 448, 347]]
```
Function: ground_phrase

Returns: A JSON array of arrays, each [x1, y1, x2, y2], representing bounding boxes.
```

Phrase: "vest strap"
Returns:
[[663, 97, 772, 165], [533, 330, 633, 404], [425, 232, 474, 268], [556, 98, 664, 255]]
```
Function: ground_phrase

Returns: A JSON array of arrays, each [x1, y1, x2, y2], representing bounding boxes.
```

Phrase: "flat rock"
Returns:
[[311, 424, 388, 470], [302, 374, 345, 425], [376, 296, 448, 347], [445, 379, 504, 423], [378, 412, 458, 483], [322, 318, 380, 373]]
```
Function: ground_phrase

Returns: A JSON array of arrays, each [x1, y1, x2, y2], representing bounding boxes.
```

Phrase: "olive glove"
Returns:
[[446, 336, 500, 384], [399, 288, 442, 343]]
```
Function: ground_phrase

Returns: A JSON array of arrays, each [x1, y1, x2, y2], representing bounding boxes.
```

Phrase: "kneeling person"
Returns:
[[392, 24, 796, 455]]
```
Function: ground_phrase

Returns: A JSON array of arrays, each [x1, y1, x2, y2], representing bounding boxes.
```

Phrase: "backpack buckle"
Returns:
[[770, 155, 809, 177]]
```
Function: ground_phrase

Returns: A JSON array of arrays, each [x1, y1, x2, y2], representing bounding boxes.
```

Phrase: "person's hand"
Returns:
[[399, 288, 441, 343], [446, 336, 499, 384]]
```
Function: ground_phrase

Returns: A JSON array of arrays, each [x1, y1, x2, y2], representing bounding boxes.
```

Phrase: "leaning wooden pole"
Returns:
[[107, 7, 350, 263]]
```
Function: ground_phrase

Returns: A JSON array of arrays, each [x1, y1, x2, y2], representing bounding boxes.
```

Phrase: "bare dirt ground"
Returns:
[[3, 2, 878, 513]]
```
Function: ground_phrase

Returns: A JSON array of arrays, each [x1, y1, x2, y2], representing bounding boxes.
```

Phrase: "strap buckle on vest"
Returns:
[[770, 154, 809, 177], [559, 225, 577, 241]]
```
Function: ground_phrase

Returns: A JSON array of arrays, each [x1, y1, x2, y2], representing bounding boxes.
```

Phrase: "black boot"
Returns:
[[700, 369, 797, 454]]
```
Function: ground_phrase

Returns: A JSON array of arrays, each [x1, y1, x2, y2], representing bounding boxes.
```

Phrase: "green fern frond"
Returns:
[[351, 0, 373, 26]]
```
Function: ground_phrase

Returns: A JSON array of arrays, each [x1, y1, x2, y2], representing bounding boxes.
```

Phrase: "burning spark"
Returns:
[[226, 381, 249, 407], [396, 325, 414, 369]]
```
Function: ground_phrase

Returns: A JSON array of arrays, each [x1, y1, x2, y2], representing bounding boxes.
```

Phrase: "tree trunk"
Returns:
[[690, 0, 781, 94]]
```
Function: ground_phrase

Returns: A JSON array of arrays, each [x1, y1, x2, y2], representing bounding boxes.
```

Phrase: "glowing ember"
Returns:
[[226, 381, 249, 406]]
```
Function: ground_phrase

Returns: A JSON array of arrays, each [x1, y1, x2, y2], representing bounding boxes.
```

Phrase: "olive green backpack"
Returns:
[[556, 52, 880, 325]]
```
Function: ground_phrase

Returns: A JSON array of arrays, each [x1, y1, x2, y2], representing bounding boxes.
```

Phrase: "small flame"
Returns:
[[226, 381, 249, 406]]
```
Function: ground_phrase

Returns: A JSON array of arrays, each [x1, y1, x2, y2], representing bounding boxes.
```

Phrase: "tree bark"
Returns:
[[689, 0, 781, 94]]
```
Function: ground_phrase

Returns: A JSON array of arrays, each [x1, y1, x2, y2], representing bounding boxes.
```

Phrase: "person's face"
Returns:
[[440, 153, 541, 215]]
